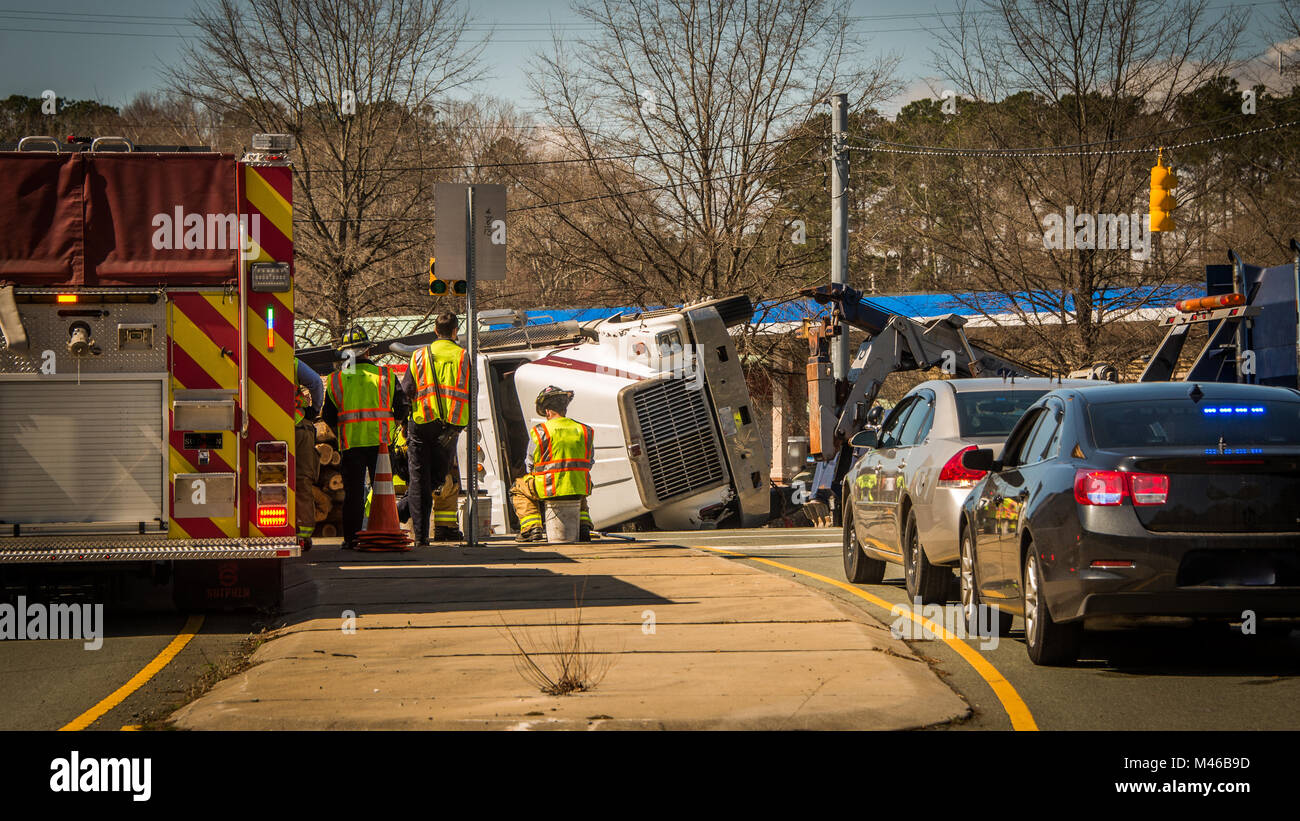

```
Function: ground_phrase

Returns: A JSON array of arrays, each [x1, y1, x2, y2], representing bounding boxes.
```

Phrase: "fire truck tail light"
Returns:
[[257, 485, 287, 506], [256, 441, 288, 463], [257, 463, 287, 485], [56, 294, 77, 303], [256, 506, 288, 528]]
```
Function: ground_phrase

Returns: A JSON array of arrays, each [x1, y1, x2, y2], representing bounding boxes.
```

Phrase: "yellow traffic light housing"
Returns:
[[428, 257, 467, 295], [1150, 148, 1177, 232]]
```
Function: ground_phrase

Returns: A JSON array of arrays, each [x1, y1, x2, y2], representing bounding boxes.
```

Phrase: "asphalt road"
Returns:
[[3, 527, 1297, 731], [0, 575, 259, 731], [650, 527, 1300, 731]]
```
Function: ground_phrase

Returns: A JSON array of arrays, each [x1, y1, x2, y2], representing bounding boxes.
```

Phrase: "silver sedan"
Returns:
[[841, 377, 1100, 602]]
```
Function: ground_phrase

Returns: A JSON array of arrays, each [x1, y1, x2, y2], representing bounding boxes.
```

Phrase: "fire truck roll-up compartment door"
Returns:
[[685, 305, 770, 527], [0, 379, 166, 533]]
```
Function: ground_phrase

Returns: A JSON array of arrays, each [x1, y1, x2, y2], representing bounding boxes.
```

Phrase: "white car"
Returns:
[[842, 377, 1101, 602]]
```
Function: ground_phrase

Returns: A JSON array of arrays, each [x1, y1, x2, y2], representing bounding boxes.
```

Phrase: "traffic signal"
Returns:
[[427, 257, 466, 295], [1149, 149, 1177, 232]]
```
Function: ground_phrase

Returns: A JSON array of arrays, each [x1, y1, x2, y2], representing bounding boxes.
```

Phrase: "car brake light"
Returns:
[[1129, 473, 1168, 505], [1073, 470, 1168, 506], [938, 445, 985, 487], [1075, 470, 1125, 505]]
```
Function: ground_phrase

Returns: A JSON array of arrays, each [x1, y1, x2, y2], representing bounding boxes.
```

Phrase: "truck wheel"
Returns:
[[843, 507, 885, 584], [903, 509, 952, 604], [1023, 545, 1081, 665], [960, 525, 1012, 637]]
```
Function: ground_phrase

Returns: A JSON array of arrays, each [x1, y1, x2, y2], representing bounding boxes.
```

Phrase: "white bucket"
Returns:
[[458, 496, 493, 537], [543, 499, 583, 543]]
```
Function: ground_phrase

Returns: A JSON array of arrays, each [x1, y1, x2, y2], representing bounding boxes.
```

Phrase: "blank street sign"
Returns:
[[434, 183, 507, 281]]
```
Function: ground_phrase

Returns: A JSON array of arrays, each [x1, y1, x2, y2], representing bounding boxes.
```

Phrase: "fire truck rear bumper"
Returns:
[[0, 536, 301, 563]]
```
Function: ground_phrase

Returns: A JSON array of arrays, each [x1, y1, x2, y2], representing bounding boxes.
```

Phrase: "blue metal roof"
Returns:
[[509, 285, 1205, 328]]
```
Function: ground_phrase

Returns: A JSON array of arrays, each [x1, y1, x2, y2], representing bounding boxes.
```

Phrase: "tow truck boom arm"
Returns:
[[800, 283, 1039, 456]]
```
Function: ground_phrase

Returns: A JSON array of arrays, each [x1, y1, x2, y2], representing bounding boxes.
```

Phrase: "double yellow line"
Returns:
[[693, 545, 1038, 731]]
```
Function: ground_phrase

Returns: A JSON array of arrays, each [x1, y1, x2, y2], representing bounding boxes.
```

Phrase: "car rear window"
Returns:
[[954, 390, 1048, 438], [1089, 399, 1300, 448]]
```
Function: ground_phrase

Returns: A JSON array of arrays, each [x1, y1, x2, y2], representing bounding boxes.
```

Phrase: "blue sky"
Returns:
[[0, 1, 1288, 118]]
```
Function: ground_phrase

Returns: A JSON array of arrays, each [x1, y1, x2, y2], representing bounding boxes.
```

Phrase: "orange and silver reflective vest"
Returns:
[[410, 339, 469, 426], [529, 416, 595, 498], [327, 363, 395, 450]]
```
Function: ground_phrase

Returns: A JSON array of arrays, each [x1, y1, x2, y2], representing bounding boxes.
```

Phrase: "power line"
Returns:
[[291, 135, 809, 174], [849, 116, 1300, 158], [291, 159, 819, 222]]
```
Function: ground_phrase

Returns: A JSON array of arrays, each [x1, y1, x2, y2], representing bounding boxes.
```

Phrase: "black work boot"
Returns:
[[434, 526, 464, 542], [579, 523, 592, 542]]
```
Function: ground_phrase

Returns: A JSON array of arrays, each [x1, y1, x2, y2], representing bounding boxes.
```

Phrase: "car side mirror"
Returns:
[[850, 429, 878, 449], [961, 447, 998, 473]]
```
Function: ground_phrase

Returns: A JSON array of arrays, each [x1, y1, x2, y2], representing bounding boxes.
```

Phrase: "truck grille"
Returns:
[[631, 378, 726, 502]]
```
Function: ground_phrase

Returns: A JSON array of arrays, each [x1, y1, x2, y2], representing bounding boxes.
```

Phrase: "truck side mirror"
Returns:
[[865, 405, 884, 427], [850, 429, 878, 449], [961, 448, 998, 473]]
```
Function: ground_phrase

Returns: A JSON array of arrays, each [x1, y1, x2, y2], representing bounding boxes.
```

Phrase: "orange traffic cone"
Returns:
[[356, 435, 412, 552]]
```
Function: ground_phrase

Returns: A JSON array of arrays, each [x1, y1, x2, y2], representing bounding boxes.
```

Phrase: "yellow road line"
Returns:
[[692, 544, 1038, 731], [60, 615, 205, 732]]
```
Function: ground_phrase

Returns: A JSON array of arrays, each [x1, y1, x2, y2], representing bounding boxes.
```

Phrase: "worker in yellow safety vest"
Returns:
[[400, 312, 469, 545], [510, 386, 595, 542], [323, 327, 409, 550]]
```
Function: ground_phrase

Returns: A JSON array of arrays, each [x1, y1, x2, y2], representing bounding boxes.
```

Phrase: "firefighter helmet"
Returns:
[[535, 385, 574, 416], [338, 326, 371, 351]]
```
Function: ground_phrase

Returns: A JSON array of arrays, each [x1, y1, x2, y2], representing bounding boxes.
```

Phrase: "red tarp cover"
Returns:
[[0, 152, 239, 286]]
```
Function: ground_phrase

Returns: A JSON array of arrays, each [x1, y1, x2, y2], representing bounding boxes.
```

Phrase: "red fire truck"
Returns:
[[0, 134, 301, 608]]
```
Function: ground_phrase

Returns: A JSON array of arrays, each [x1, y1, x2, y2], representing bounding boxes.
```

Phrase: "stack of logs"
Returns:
[[311, 421, 346, 537]]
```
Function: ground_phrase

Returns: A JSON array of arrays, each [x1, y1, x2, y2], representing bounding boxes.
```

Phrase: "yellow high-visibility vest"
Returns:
[[529, 416, 595, 498], [410, 339, 469, 426], [326, 363, 395, 450]]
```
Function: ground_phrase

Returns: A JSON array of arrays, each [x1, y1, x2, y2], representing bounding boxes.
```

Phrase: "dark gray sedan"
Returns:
[[959, 381, 1300, 665]]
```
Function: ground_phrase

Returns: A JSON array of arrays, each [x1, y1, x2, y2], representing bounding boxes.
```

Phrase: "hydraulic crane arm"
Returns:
[[799, 283, 1039, 457]]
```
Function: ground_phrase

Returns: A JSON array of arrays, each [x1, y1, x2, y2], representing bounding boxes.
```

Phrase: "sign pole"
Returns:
[[465, 186, 479, 547]]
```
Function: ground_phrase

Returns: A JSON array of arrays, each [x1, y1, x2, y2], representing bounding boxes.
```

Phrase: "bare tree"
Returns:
[[525, 0, 898, 308], [166, 0, 485, 338], [895, 0, 1250, 369]]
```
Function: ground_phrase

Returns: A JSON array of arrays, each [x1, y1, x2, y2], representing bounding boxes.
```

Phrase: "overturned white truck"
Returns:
[[303, 295, 771, 533], [476, 295, 770, 531]]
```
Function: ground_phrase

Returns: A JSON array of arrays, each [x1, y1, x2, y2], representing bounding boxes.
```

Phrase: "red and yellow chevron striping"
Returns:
[[165, 162, 296, 541]]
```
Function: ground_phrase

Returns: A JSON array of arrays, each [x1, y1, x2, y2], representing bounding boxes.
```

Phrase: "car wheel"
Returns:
[[903, 509, 952, 604], [843, 506, 886, 584], [959, 526, 1012, 638], [1022, 544, 1081, 666]]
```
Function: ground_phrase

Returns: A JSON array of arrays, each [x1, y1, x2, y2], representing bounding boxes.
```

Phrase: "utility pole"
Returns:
[[829, 92, 849, 380], [465, 185, 479, 546]]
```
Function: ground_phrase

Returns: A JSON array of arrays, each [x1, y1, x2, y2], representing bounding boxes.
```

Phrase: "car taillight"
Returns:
[[1129, 473, 1168, 505], [938, 445, 985, 487], [1073, 470, 1168, 506]]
